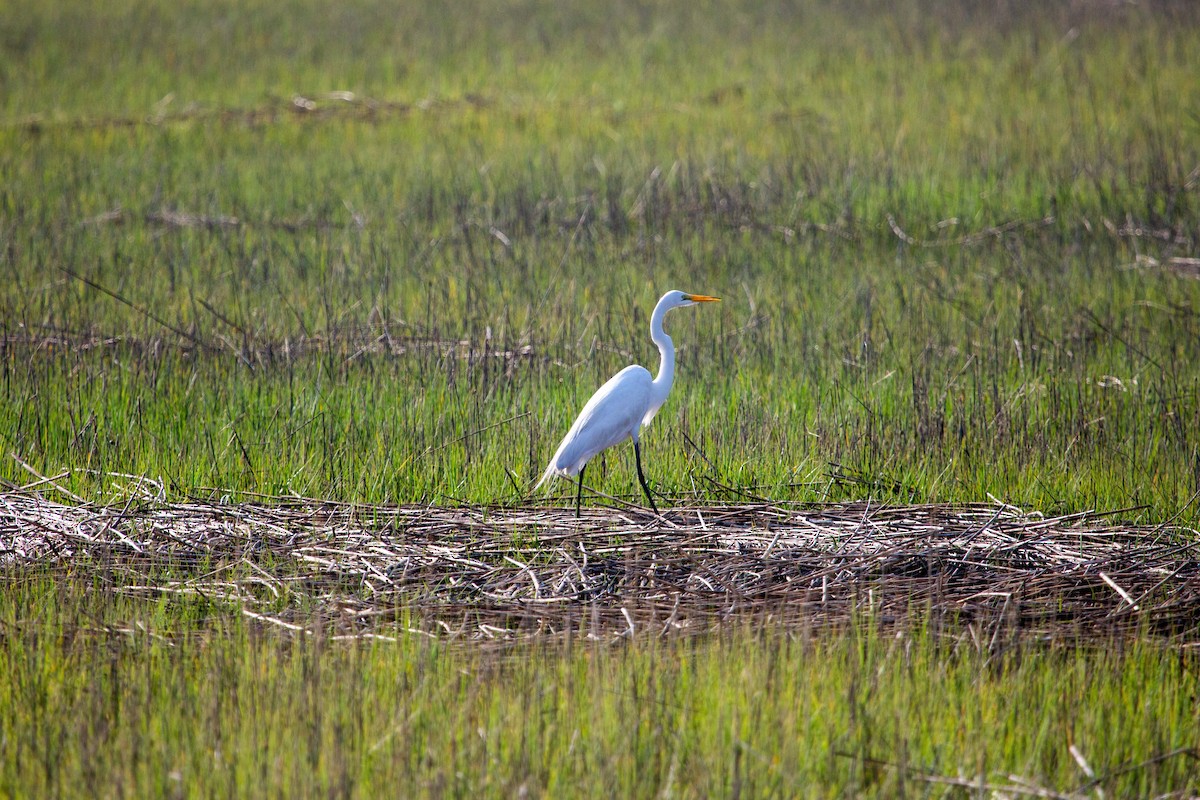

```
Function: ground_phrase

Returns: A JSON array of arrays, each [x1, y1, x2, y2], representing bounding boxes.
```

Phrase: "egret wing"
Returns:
[[543, 365, 652, 478]]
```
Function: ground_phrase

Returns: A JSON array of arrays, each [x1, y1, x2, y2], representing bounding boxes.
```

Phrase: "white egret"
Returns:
[[534, 290, 720, 516]]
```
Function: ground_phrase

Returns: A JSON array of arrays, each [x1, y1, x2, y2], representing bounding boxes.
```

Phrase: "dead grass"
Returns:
[[3, 484, 1197, 646]]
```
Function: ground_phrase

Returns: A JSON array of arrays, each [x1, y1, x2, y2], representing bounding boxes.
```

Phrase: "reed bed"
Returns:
[[4, 487, 1197, 645]]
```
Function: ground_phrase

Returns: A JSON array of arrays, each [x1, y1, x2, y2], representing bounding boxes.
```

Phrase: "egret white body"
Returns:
[[534, 290, 719, 515]]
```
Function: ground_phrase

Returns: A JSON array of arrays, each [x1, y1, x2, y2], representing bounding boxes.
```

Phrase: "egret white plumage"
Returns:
[[534, 290, 720, 516]]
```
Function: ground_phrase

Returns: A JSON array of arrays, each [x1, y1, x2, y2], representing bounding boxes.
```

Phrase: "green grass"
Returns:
[[2, 1, 1200, 796], [1, 575, 1197, 799], [4, 0, 1198, 516]]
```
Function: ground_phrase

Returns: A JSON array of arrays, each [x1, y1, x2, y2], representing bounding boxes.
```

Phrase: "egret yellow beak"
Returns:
[[685, 294, 720, 302]]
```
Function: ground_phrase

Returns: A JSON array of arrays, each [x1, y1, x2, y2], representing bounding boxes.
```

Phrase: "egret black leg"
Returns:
[[633, 441, 659, 514], [575, 464, 587, 518]]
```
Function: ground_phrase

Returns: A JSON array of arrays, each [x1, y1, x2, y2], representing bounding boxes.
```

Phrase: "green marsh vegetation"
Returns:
[[3, 577, 1198, 797], [2, 0, 1199, 796], [3, 0, 1198, 511]]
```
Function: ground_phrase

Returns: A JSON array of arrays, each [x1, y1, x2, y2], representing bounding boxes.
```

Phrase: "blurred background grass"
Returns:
[[1, 0, 1198, 514]]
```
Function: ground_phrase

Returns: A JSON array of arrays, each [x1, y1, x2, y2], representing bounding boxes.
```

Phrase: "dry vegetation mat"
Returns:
[[3, 487, 1198, 645]]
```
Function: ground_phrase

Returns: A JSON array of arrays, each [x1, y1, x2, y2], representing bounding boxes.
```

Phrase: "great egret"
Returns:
[[534, 290, 720, 516]]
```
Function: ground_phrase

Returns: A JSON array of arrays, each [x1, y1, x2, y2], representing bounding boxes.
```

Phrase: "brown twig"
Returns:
[[2, 487, 1197, 644]]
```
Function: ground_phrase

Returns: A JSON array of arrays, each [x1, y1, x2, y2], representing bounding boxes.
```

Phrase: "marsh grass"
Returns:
[[2, 1, 1200, 795], [1, 573, 1197, 798], [3, 1, 1199, 515]]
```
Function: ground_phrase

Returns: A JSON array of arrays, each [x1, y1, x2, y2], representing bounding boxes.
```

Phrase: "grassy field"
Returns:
[[3, 576, 1198, 798], [2, 0, 1200, 796], [3, 0, 1198, 513]]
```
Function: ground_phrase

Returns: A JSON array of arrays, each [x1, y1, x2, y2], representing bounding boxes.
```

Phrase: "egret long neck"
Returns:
[[649, 300, 675, 403]]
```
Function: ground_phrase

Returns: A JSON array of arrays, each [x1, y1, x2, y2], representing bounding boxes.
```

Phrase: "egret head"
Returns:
[[661, 290, 721, 309]]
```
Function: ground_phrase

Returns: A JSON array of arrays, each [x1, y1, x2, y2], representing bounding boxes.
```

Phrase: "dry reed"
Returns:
[[3, 485, 1197, 644]]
